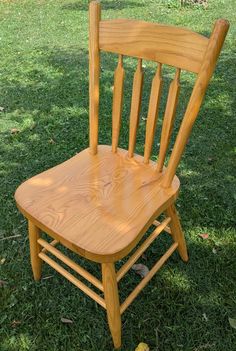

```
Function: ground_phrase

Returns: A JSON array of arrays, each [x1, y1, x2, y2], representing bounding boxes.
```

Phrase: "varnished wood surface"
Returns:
[[15, 146, 179, 263], [89, 1, 100, 154], [99, 19, 209, 73], [157, 68, 180, 172], [128, 59, 144, 157], [102, 263, 121, 348], [144, 64, 162, 164], [28, 221, 42, 281], [112, 55, 125, 153], [14, 2, 229, 347], [39, 251, 106, 308], [163, 19, 229, 187]]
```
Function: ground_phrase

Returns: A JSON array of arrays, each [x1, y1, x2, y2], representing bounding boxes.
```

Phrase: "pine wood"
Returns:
[[38, 238, 103, 291], [112, 55, 125, 153], [14, 1, 229, 348], [128, 59, 144, 157], [163, 19, 229, 187], [153, 219, 171, 234], [166, 204, 188, 262], [89, 0, 100, 154], [117, 217, 171, 282], [99, 19, 209, 73], [39, 251, 106, 308], [41, 239, 58, 253], [28, 221, 42, 281], [120, 242, 178, 314], [144, 64, 162, 164], [102, 263, 121, 349], [157, 68, 180, 172], [15, 145, 180, 263]]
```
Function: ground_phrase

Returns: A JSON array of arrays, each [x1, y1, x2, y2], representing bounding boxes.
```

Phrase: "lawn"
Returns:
[[0, 0, 236, 350]]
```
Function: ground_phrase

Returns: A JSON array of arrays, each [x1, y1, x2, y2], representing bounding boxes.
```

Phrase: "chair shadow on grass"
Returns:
[[0, 46, 235, 350]]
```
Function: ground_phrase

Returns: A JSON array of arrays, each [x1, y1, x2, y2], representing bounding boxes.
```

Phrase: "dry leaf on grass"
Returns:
[[132, 264, 149, 278], [11, 320, 21, 328], [135, 342, 149, 351], [10, 128, 20, 134], [198, 233, 209, 240], [61, 317, 73, 324]]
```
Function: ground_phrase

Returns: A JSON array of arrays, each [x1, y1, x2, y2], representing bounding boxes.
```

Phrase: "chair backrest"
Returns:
[[89, 0, 229, 187]]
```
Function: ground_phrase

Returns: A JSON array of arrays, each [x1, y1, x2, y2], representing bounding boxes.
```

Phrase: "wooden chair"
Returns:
[[15, 1, 229, 348]]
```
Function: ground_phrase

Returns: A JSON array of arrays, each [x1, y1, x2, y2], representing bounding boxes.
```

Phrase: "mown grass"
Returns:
[[0, 0, 235, 350]]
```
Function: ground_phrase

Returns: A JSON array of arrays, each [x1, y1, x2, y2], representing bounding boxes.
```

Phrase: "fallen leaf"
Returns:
[[135, 342, 149, 351], [198, 233, 209, 240], [61, 317, 73, 324], [1, 258, 6, 264], [11, 320, 21, 328], [229, 317, 236, 329], [10, 128, 20, 134], [132, 264, 149, 278]]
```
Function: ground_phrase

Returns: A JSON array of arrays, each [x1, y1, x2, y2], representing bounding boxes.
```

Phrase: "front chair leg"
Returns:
[[166, 204, 189, 262], [28, 220, 42, 281], [102, 262, 121, 349]]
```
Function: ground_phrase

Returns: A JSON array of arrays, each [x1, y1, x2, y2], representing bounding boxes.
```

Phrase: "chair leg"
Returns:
[[166, 204, 188, 262], [28, 220, 42, 281], [102, 262, 121, 349]]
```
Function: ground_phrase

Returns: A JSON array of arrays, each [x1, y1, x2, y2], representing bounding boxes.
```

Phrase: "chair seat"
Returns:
[[15, 145, 180, 262]]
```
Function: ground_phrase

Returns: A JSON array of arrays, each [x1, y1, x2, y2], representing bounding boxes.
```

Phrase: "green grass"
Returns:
[[0, 0, 236, 350]]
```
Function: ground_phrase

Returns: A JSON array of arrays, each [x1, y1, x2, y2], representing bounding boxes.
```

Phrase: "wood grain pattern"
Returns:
[[143, 64, 162, 164], [28, 221, 42, 281], [112, 55, 125, 153], [15, 145, 180, 263], [128, 59, 144, 157], [99, 19, 209, 73], [157, 68, 180, 173], [163, 19, 229, 187], [102, 263, 121, 348], [89, 1, 101, 154]]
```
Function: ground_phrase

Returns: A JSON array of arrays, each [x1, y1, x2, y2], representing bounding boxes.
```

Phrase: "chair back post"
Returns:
[[89, 1, 101, 155], [162, 19, 229, 188]]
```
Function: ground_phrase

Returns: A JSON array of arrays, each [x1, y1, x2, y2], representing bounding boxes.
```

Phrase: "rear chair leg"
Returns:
[[28, 220, 42, 281], [166, 204, 188, 262], [102, 262, 121, 349]]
